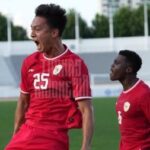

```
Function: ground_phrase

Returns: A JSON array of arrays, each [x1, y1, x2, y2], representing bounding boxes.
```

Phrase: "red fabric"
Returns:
[[5, 123, 69, 150], [116, 80, 150, 150], [20, 46, 91, 130]]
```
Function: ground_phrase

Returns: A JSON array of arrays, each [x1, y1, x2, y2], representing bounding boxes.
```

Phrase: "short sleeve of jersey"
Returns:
[[71, 59, 92, 101], [20, 59, 29, 94], [140, 90, 150, 122]]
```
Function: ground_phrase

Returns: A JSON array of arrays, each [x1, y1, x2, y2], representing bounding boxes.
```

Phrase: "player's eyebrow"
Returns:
[[31, 23, 48, 29], [31, 24, 41, 29]]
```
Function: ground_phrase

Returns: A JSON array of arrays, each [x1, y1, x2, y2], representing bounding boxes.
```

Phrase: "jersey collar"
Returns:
[[123, 79, 141, 94], [43, 44, 69, 61]]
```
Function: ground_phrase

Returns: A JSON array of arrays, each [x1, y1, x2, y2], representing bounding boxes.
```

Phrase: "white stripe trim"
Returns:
[[20, 89, 29, 94], [123, 79, 141, 94], [43, 48, 69, 61], [75, 96, 92, 101]]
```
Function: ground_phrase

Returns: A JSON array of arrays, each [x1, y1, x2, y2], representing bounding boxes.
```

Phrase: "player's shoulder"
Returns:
[[138, 80, 150, 96], [139, 80, 150, 90], [22, 51, 42, 68], [67, 49, 85, 63], [25, 51, 41, 60], [137, 80, 150, 105], [66, 50, 89, 70], [23, 51, 41, 63]]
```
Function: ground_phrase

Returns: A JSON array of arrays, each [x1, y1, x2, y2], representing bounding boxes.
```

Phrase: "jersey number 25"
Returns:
[[33, 73, 49, 90]]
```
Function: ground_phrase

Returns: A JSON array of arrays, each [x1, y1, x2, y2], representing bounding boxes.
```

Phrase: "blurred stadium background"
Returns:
[[1, 0, 150, 98], [1, 0, 150, 149], [0, 36, 150, 98]]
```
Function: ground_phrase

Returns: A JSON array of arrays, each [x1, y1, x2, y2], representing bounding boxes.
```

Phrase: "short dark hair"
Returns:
[[35, 3, 67, 36], [119, 50, 142, 74]]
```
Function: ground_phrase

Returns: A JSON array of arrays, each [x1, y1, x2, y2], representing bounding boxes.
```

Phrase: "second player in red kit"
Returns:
[[110, 50, 150, 150]]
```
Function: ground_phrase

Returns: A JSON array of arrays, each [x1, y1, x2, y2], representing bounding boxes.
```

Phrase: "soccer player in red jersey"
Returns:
[[5, 4, 94, 150], [110, 50, 150, 150]]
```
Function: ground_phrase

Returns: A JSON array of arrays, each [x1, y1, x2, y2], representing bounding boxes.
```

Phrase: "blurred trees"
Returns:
[[92, 13, 109, 37], [0, 13, 28, 41], [113, 6, 144, 37], [12, 26, 28, 41], [62, 9, 93, 39], [63, 5, 150, 39], [0, 5, 150, 40], [62, 9, 75, 39], [0, 13, 7, 41]]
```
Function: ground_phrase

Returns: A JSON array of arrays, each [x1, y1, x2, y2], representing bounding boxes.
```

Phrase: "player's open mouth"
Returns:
[[34, 40, 39, 46], [110, 68, 113, 73], [110, 69, 114, 76]]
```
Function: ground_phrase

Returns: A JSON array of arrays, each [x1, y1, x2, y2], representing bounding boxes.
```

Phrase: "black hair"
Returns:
[[119, 50, 142, 74], [35, 3, 67, 36]]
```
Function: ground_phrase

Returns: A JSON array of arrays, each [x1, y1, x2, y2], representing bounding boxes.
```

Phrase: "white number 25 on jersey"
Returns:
[[33, 73, 49, 90]]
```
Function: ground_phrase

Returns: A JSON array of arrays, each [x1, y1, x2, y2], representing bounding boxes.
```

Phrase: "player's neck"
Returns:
[[44, 43, 65, 58], [122, 77, 139, 91]]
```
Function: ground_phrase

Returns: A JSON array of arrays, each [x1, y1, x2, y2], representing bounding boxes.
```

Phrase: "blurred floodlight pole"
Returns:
[[7, 14, 12, 56], [109, 0, 115, 51], [75, 10, 80, 52], [144, 0, 149, 50]]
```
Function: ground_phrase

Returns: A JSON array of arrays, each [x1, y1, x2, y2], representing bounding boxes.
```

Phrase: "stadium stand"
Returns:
[[0, 38, 150, 97], [79, 52, 117, 74], [7, 55, 26, 85], [79, 52, 118, 85], [0, 56, 15, 86]]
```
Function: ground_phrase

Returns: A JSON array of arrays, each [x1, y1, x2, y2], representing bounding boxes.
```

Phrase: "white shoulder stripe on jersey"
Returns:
[[20, 89, 29, 94], [75, 96, 92, 101]]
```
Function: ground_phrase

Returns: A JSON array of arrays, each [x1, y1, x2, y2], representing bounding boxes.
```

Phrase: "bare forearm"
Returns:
[[13, 93, 29, 135], [77, 100, 94, 150], [81, 109, 94, 150], [13, 107, 26, 135]]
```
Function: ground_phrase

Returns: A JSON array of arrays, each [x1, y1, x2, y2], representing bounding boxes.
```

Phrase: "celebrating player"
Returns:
[[110, 50, 150, 150], [5, 3, 94, 150]]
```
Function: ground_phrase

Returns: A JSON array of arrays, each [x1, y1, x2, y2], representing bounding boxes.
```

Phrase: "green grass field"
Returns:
[[0, 97, 119, 150]]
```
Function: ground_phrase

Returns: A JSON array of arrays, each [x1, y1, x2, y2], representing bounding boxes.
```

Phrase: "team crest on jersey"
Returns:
[[123, 101, 130, 112], [53, 64, 63, 75]]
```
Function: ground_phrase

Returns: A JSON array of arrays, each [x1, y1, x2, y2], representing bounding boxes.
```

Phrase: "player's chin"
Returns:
[[109, 74, 115, 81], [37, 48, 44, 53]]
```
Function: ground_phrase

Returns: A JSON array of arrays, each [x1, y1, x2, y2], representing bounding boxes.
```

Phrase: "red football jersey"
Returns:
[[20, 45, 92, 130], [116, 80, 150, 150]]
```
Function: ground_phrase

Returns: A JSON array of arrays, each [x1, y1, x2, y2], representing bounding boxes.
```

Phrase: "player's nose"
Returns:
[[30, 30, 36, 39]]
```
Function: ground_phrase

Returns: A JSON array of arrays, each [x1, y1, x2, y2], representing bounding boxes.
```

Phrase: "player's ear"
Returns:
[[126, 66, 133, 73], [51, 28, 59, 38]]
